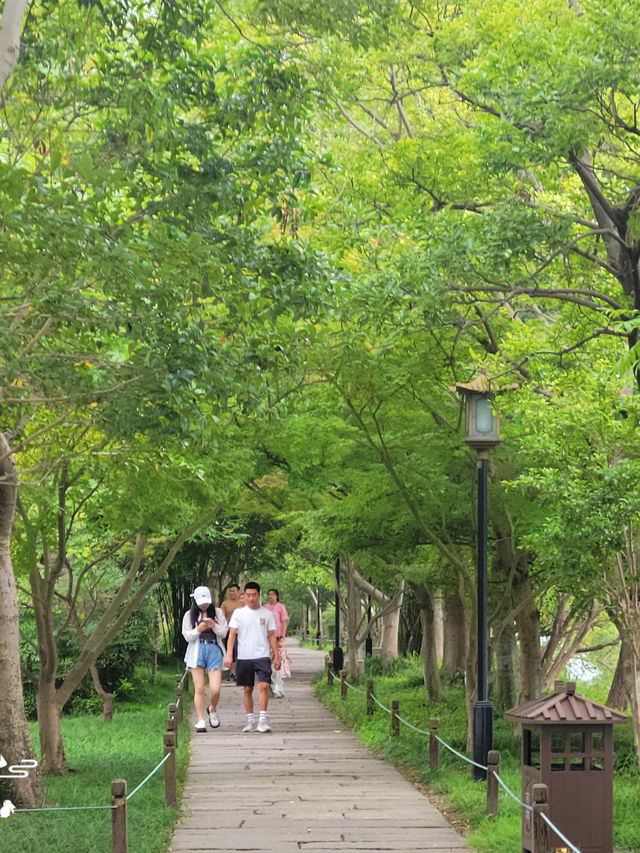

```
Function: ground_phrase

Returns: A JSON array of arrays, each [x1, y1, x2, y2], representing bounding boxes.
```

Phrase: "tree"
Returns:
[[1, 0, 329, 774], [505, 365, 640, 766], [13, 427, 242, 772], [250, 0, 640, 719], [0, 433, 42, 805]]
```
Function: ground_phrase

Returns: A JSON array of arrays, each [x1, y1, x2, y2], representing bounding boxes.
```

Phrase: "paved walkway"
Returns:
[[170, 639, 470, 852]]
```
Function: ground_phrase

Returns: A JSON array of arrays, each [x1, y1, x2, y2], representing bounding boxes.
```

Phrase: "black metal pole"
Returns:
[[473, 452, 493, 781], [332, 557, 344, 672]]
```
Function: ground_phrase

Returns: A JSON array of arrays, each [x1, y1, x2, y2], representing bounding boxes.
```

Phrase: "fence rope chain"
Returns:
[[492, 771, 527, 809], [334, 671, 583, 852], [12, 753, 172, 815], [541, 813, 582, 853], [371, 693, 392, 714], [13, 804, 114, 813], [434, 733, 488, 772], [11, 669, 186, 817], [342, 677, 367, 695], [175, 665, 189, 711], [126, 753, 171, 801]]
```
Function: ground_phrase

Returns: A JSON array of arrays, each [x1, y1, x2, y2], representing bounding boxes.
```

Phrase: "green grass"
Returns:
[[0, 665, 190, 853], [315, 658, 640, 853], [298, 638, 332, 652]]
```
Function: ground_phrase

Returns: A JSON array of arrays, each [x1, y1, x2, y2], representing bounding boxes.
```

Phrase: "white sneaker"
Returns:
[[256, 718, 271, 733], [208, 709, 220, 728], [242, 721, 256, 732], [195, 719, 206, 733]]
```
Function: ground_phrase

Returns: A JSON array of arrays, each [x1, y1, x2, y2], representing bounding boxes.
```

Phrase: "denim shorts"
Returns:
[[196, 641, 223, 671]]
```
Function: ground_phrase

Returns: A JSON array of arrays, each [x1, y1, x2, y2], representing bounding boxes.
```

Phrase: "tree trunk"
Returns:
[[36, 677, 66, 775], [308, 586, 322, 641], [607, 635, 631, 711], [0, 0, 29, 93], [464, 607, 476, 753], [413, 584, 441, 700], [433, 592, 444, 664], [379, 579, 403, 660], [89, 664, 113, 723], [344, 556, 362, 677], [442, 590, 466, 680], [604, 535, 640, 772], [31, 564, 67, 774], [0, 437, 43, 805], [489, 498, 542, 704], [616, 628, 640, 772], [494, 621, 516, 712], [513, 565, 542, 703], [341, 566, 403, 662], [151, 615, 159, 685]]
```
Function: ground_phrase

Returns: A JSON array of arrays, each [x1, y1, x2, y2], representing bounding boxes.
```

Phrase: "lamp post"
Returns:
[[332, 557, 344, 672], [456, 375, 501, 781]]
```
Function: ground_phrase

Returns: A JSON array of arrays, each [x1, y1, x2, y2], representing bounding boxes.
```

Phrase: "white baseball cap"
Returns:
[[190, 586, 212, 606]]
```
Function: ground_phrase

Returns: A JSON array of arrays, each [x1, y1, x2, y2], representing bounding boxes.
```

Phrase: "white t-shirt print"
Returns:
[[229, 605, 276, 659]]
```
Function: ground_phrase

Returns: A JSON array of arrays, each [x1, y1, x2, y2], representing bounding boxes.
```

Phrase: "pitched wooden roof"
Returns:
[[505, 682, 627, 726]]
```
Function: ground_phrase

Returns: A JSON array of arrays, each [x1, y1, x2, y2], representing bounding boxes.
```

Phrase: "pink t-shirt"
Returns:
[[264, 601, 289, 637]]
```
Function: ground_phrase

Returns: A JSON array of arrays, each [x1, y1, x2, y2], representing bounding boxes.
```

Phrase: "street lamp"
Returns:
[[456, 374, 501, 781], [332, 557, 344, 672]]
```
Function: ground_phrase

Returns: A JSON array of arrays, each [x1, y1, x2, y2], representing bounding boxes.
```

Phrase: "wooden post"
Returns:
[[174, 685, 183, 723], [340, 670, 347, 699], [366, 680, 375, 716], [532, 783, 549, 853], [391, 700, 399, 736], [326, 655, 334, 686], [429, 718, 439, 771], [486, 750, 499, 815], [111, 779, 127, 853], [164, 731, 177, 807], [167, 703, 178, 749]]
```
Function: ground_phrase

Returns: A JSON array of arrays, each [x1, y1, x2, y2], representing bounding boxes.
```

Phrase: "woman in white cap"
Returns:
[[182, 586, 228, 732]]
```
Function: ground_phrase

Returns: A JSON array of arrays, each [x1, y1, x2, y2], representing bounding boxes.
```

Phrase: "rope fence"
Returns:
[[541, 812, 582, 853], [9, 666, 189, 853], [326, 657, 583, 853]]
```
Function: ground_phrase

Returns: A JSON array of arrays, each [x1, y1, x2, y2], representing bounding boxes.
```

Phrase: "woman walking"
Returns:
[[182, 586, 228, 732]]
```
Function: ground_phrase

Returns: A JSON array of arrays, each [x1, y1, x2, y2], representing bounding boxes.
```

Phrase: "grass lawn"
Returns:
[[315, 657, 640, 853], [0, 665, 190, 853]]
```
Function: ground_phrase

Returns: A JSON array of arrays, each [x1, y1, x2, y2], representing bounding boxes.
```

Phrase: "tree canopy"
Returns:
[[4, 0, 640, 791]]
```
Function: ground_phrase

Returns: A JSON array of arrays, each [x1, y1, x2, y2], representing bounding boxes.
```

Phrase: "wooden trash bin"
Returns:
[[506, 681, 626, 853]]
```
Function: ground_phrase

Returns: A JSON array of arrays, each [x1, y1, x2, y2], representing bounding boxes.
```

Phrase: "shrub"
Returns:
[[20, 602, 156, 718]]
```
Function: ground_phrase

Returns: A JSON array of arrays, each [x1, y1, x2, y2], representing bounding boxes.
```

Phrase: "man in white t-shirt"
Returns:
[[224, 581, 281, 733]]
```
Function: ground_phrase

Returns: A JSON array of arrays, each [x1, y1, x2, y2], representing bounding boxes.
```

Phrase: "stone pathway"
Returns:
[[170, 639, 470, 852]]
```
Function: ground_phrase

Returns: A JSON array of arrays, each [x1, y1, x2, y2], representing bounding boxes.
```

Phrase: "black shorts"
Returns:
[[236, 657, 272, 687]]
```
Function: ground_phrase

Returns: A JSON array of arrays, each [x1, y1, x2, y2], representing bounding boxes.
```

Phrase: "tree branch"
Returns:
[[335, 99, 386, 146]]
